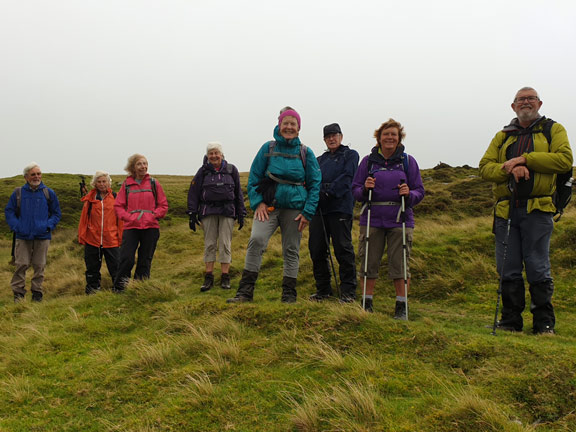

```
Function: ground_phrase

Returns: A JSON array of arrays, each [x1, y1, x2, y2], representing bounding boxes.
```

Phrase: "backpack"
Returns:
[[264, 141, 308, 186], [123, 177, 157, 208], [502, 118, 573, 221]]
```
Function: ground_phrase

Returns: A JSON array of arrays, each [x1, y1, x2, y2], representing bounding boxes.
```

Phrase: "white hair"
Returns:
[[23, 162, 40, 176], [90, 171, 112, 188], [206, 141, 224, 156]]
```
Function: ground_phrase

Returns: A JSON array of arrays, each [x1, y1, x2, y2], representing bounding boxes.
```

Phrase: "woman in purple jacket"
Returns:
[[188, 142, 246, 292], [352, 119, 425, 317]]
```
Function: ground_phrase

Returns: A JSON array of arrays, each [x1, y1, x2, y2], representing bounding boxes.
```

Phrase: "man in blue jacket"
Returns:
[[5, 162, 62, 302], [309, 123, 359, 302]]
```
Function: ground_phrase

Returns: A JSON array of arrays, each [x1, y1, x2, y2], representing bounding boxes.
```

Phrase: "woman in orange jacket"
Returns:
[[78, 171, 123, 294]]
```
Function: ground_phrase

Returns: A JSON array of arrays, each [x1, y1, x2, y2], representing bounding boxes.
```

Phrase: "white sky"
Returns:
[[1, 0, 575, 178]]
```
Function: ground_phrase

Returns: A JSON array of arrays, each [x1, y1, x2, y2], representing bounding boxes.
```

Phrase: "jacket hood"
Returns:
[[81, 188, 114, 203], [368, 143, 406, 165], [502, 115, 546, 133], [273, 125, 301, 148]]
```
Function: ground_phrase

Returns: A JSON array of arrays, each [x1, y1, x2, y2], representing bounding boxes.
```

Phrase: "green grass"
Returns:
[[1, 165, 575, 431]]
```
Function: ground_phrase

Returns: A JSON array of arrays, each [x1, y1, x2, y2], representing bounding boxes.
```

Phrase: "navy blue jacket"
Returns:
[[187, 157, 246, 220], [317, 145, 359, 215], [5, 182, 62, 240]]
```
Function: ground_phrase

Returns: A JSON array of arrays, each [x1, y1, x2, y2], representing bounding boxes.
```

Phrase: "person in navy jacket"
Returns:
[[5, 162, 61, 302], [308, 123, 359, 302]]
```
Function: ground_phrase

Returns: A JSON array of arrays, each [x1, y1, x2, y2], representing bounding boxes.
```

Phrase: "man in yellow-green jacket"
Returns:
[[479, 86, 572, 335]]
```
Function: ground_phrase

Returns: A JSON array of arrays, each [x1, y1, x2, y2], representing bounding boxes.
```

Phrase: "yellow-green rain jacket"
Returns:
[[479, 117, 573, 219]]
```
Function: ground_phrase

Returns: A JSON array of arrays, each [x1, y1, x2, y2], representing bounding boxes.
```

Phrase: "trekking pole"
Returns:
[[10, 232, 16, 265], [362, 175, 374, 310], [491, 187, 515, 335], [400, 179, 409, 321], [319, 208, 340, 298]]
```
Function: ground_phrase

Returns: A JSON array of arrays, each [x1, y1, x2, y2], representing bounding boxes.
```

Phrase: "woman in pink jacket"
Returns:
[[113, 154, 169, 292]]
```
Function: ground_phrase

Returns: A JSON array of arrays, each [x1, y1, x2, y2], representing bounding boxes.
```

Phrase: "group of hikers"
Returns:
[[5, 87, 572, 334]]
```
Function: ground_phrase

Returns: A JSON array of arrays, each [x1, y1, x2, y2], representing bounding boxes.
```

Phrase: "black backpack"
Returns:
[[503, 118, 573, 221]]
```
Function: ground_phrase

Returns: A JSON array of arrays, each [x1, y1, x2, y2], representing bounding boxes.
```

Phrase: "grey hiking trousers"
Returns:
[[244, 208, 302, 279]]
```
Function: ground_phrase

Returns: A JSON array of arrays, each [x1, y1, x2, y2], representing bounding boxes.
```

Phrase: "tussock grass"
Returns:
[[285, 379, 384, 431], [1, 373, 33, 404], [1, 168, 576, 430]]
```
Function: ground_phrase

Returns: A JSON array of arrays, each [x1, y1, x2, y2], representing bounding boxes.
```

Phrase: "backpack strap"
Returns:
[[368, 152, 410, 179], [124, 178, 158, 209], [14, 186, 51, 216], [264, 141, 308, 185]]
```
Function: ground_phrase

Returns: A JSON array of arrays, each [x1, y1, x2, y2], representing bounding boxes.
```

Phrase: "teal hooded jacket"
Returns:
[[247, 126, 321, 221]]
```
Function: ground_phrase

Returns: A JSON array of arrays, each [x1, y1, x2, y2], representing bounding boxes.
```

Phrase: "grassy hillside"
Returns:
[[1, 165, 575, 431]]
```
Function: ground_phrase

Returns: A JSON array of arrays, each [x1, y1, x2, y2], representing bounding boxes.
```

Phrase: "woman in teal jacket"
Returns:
[[227, 107, 321, 303]]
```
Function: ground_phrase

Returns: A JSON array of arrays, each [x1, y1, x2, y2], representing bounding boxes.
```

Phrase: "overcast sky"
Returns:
[[1, 0, 575, 178]]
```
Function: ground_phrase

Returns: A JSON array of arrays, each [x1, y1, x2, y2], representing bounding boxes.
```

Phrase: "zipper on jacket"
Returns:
[[100, 199, 105, 247]]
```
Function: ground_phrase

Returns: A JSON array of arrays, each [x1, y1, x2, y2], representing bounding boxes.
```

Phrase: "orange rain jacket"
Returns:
[[78, 188, 123, 248]]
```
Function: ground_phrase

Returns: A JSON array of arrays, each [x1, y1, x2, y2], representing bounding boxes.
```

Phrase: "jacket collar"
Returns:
[[273, 125, 301, 148], [202, 155, 227, 173], [368, 143, 406, 165], [502, 115, 546, 133]]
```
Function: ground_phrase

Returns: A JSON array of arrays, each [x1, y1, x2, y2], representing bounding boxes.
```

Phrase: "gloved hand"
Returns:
[[189, 213, 199, 232], [238, 216, 244, 231]]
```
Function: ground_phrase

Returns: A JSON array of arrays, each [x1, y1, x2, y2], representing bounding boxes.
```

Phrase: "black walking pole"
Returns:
[[362, 175, 374, 310], [491, 186, 516, 335], [400, 179, 409, 321], [319, 208, 340, 298]]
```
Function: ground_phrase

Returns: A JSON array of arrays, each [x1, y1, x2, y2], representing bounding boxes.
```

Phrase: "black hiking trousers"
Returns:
[[309, 212, 357, 299]]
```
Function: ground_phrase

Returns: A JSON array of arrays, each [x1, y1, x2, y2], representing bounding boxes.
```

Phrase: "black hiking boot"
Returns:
[[227, 270, 258, 303], [309, 293, 331, 302], [281, 276, 297, 303], [31, 291, 43, 303], [393, 301, 407, 320], [362, 297, 373, 312], [494, 319, 523, 332], [200, 273, 214, 292], [13, 293, 25, 303], [85, 285, 101, 295], [220, 273, 231, 290]]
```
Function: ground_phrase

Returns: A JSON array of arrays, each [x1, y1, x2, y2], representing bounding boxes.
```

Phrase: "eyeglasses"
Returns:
[[514, 96, 539, 103], [324, 133, 340, 140]]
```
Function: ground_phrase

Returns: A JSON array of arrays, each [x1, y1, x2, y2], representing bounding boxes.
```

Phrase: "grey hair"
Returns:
[[91, 171, 112, 188], [279, 106, 295, 116], [206, 142, 224, 158], [23, 162, 40, 176], [514, 86, 540, 101]]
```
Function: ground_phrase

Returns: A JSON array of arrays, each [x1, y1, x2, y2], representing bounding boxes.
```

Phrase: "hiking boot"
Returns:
[[495, 321, 522, 332], [13, 293, 25, 303], [200, 273, 214, 292], [220, 273, 231, 290], [227, 269, 258, 303], [309, 293, 331, 302], [534, 325, 555, 335], [85, 285, 101, 295], [281, 276, 297, 303], [339, 295, 356, 304], [31, 292, 43, 303], [394, 301, 407, 320], [362, 297, 373, 312]]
